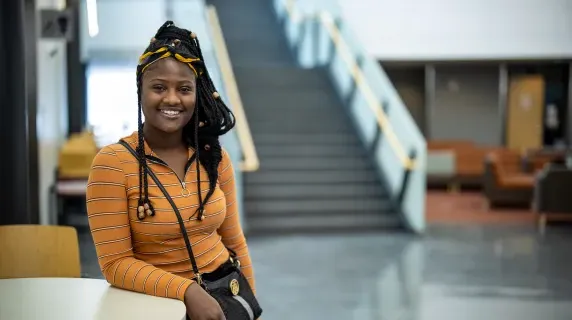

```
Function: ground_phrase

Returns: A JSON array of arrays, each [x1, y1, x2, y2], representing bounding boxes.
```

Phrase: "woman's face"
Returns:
[[140, 57, 197, 134]]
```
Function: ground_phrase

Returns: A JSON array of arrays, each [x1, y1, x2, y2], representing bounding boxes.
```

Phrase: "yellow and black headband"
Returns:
[[138, 38, 203, 76]]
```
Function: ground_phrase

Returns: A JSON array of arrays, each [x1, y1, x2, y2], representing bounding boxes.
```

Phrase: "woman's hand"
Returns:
[[184, 282, 226, 320]]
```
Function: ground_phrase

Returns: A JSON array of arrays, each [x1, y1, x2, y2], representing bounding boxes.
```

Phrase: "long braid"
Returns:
[[135, 66, 155, 219], [136, 71, 144, 208], [135, 20, 235, 221], [193, 93, 204, 220]]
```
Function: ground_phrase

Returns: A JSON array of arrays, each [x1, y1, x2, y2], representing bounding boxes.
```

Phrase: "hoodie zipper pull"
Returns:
[[181, 181, 190, 197]]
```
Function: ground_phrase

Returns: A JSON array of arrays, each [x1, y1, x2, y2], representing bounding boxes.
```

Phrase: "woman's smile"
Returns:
[[159, 108, 184, 119]]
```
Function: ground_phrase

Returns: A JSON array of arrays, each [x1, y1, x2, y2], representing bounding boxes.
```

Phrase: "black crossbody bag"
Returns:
[[119, 140, 262, 320]]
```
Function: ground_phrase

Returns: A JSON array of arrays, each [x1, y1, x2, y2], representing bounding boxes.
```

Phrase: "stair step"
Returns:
[[247, 110, 348, 121], [227, 51, 293, 64], [210, 1, 273, 14], [241, 85, 334, 94], [241, 91, 342, 109], [246, 198, 393, 216], [216, 18, 280, 31], [231, 60, 297, 68], [256, 144, 365, 157], [225, 34, 286, 46], [249, 120, 352, 133], [214, 7, 277, 22], [216, 12, 277, 24], [245, 170, 378, 184], [210, 0, 271, 5], [253, 133, 361, 145], [246, 108, 347, 119], [244, 104, 344, 114], [224, 42, 291, 60], [246, 107, 348, 122], [226, 39, 290, 54], [250, 125, 354, 135], [245, 183, 387, 199], [256, 156, 372, 170], [247, 213, 400, 234], [234, 67, 331, 89]]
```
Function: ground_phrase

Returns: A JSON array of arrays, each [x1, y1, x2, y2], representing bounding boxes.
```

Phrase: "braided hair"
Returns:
[[135, 21, 235, 221]]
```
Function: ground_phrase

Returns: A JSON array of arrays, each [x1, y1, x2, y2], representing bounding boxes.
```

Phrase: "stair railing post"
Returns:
[[396, 149, 417, 206], [345, 54, 364, 107], [368, 99, 389, 155]]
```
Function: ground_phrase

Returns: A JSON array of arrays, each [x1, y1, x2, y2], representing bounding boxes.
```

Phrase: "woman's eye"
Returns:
[[152, 85, 166, 91], [180, 87, 193, 93]]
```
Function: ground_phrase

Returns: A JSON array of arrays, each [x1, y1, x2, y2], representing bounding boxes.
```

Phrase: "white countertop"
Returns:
[[0, 277, 186, 320]]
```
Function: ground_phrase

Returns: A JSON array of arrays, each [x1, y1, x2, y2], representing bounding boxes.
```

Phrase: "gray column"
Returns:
[[498, 63, 509, 146], [66, 0, 87, 134], [0, 0, 40, 225], [567, 63, 572, 145], [424, 64, 436, 139]]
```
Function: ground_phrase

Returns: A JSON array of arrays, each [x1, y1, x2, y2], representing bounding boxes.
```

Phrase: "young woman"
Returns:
[[86, 21, 260, 320]]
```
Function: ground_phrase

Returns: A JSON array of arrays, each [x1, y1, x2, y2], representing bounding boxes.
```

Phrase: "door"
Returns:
[[506, 75, 545, 150]]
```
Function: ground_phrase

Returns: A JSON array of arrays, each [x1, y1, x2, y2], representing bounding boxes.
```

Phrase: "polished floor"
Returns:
[[76, 190, 572, 320], [79, 223, 572, 320]]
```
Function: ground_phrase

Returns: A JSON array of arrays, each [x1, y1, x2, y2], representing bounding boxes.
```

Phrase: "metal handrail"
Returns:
[[206, 5, 260, 172], [284, 0, 416, 170]]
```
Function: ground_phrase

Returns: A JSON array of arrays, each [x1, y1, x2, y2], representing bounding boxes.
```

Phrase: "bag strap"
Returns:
[[118, 140, 204, 284]]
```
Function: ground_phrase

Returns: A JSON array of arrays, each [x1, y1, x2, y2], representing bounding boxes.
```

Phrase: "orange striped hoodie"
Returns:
[[86, 132, 256, 301]]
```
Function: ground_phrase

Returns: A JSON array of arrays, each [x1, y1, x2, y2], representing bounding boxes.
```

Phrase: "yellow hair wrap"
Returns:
[[139, 47, 201, 76]]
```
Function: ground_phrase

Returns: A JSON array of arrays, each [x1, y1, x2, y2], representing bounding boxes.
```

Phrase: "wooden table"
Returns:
[[0, 278, 186, 320]]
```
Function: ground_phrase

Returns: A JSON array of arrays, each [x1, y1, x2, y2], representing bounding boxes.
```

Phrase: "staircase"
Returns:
[[208, 0, 400, 233]]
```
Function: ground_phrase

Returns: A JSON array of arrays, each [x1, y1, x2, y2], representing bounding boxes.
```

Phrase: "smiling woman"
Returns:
[[85, 21, 262, 320], [141, 58, 197, 140]]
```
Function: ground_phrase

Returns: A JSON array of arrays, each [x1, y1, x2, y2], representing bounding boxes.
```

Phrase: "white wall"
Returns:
[[80, 0, 211, 63], [335, 0, 572, 60], [80, 0, 165, 61], [37, 0, 69, 224]]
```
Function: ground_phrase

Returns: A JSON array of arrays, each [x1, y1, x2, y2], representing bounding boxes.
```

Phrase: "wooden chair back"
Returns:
[[0, 225, 81, 279]]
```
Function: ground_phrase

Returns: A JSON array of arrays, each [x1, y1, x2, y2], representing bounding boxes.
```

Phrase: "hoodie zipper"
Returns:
[[146, 154, 196, 197]]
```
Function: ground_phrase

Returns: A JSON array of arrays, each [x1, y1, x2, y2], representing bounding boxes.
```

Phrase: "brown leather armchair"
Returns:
[[483, 150, 534, 208], [533, 165, 572, 234], [523, 149, 566, 173]]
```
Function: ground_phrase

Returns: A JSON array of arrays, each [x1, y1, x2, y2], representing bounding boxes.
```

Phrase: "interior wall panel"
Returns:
[[430, 65, 501, 145]]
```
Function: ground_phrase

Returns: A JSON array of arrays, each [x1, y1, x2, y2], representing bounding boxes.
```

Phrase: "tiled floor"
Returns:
[[77, 192, 572, 319]]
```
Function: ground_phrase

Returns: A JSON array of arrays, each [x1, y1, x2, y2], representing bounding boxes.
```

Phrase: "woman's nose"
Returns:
[[163, 90, 181, 105]]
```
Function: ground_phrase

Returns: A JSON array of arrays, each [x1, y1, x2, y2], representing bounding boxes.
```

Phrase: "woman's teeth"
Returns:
[[161, 110, 180, 116]]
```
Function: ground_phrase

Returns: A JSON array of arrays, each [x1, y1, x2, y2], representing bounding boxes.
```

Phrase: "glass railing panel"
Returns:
[[272, 0, 426, 232]]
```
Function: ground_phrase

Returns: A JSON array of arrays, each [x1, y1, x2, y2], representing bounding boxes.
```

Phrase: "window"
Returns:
[[87, 63, 140, 147]]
